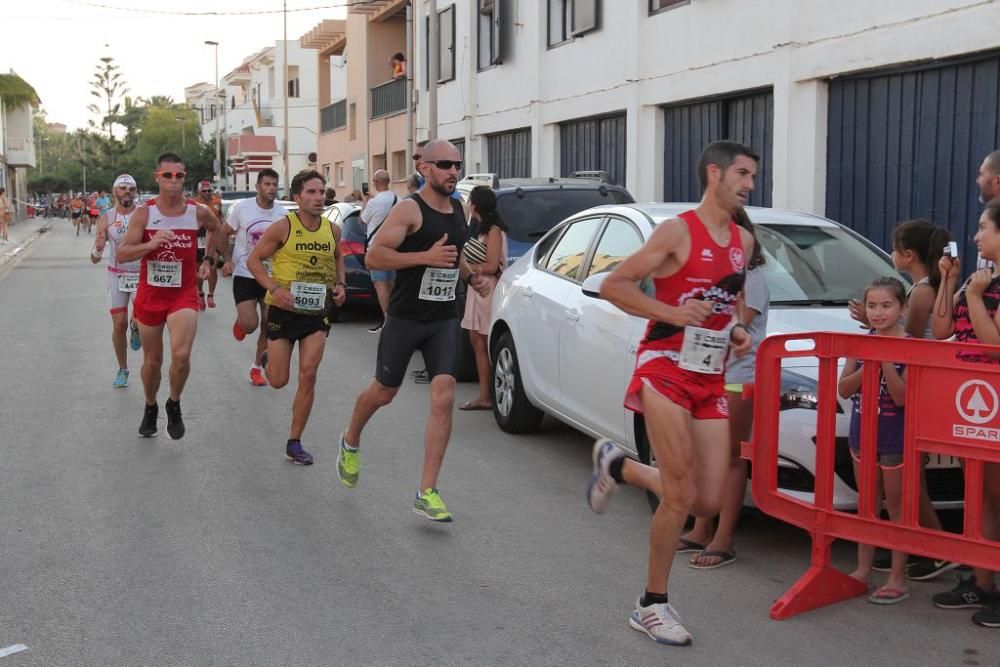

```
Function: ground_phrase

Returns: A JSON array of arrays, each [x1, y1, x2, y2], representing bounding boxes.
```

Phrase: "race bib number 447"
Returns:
[[118, 272, 139, 293], [147, 261, 182, 287], [418, 268, 458, 302], [678, 325, 729, 374]]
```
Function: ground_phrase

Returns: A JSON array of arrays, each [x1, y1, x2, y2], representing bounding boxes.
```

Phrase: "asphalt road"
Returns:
[[0, 219, 996, 666]]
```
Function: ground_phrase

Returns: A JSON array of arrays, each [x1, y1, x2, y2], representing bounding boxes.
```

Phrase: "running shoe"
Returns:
[[198, 294, 207, 311], [629, 597, 693, 646], [932, 575, 994, 609], [285, 439, 314, 465], [138, 403, 158, 437], [249, 366, 268, 387], [906, 557, 960, 581], [588, 438, 628, 514], [337, 433, 360, 488], [129, 321, 141, 351], [232, 321, 247, 341], [412, 369, 430, 384], [413, 488, 453, 522], [164, 399, 185, 440], [972, 596, 1000, 628], [367, 322, 383, 334], [112, 368, 129, 388], [206, 294, 216, 309]]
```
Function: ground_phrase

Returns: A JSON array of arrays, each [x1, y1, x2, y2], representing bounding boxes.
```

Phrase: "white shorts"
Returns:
[[107, 270, 136, 314]]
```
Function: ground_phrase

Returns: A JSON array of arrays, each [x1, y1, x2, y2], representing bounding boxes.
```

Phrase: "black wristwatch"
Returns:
[[731, 323, 749, 338]]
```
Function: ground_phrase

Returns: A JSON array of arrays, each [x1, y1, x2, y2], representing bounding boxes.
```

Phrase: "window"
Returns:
[[477, 0, 503, 69], [649, 0, 689, 14], [544, 217, 603, 281], [287, 65, 300, 98], [547, 0, 598, 46], [323, 164, 331, 182], [587, 218, 642, 278], [391, 150, 407, 181], [267, 67, 275, 99], [497, 188, 630, 243], [348, 103, 357, 140], [336, 162, 345, 186], [424, 5, 457, 88]]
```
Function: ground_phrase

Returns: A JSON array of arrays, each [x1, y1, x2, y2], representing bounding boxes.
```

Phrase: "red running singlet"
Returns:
[[132, 198, 201, 326]]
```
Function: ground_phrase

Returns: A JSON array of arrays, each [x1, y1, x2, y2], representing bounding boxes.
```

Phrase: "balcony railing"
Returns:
[[370, 78, 406, 120], [321, 100, 347, 133], [5, 137, 36, 168]]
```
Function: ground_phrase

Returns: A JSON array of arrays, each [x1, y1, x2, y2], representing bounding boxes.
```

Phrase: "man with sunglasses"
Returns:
[[117, 153, 226, 440], [90, 174, 142, 388], [340, 139, 486, 521], [195, 180, 223, 310]]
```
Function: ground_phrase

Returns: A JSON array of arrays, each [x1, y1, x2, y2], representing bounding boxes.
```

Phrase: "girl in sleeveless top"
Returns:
[[459, 186, 508, 411]]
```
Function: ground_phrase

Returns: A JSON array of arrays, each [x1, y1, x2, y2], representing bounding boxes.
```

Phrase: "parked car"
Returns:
[[488, 203, 964, 510], [323, 202, 376, 320]]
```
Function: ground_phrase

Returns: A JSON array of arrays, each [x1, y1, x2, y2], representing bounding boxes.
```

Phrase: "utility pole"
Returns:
[[428, 0, 438, 139], [176, 117, 186, 149], [205, 40, 221, 188], [282, 0, 290, 197]]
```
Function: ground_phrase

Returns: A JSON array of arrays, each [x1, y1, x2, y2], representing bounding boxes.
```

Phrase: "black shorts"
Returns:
[[71, 211, 82, 219], [233, 276, 267, 305], [266, 306, 331, 342], [375, 316, 459, 388]]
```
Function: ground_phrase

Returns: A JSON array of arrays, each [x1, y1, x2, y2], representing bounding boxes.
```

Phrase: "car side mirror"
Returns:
[[581, 272, 608, 299]]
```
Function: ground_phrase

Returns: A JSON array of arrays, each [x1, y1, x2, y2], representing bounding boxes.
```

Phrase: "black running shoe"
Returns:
[[932, 575, 994, 609], [972, 595, 1000, 628], [165, 399, 185, 440], [138, 403, 158, 437], [906, 557, 960, 581]]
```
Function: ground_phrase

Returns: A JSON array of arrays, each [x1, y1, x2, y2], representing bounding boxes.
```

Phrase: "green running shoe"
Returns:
[[337, 433, 360, 488], [413, 488, 453, 522]]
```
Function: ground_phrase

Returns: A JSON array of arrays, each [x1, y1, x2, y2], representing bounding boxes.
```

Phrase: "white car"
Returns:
[[488, 203, 963, 510]]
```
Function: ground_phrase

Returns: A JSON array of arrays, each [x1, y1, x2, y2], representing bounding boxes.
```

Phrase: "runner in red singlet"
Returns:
[[117, 152, 225, 440], [585, 141, 757, 647]]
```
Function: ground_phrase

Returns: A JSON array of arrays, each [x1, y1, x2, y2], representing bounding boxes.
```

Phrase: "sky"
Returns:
[[1, 0, 348, 131]]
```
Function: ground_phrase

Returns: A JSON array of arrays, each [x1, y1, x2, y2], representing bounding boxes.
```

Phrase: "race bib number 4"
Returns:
[[118, 272, 139, 293], [290, 281, 326, 311], [678, 325, 728, 374], [147, 261, 182, 287], [418, 268, 458, 302]]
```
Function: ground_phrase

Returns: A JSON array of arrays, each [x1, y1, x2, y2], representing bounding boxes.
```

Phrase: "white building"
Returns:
[[0, 71, 39, 219], [413, 0, 1000, 260], [185, 40, 320, 193]]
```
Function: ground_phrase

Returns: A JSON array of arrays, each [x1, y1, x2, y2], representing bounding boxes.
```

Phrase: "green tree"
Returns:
[[87, 56, 128, 141]]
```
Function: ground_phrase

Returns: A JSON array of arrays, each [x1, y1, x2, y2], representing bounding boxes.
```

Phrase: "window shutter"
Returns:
[[571, 0, 598, 36], [491, 0, 503, 65]]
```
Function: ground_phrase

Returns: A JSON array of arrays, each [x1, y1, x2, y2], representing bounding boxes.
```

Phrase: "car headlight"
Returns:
[[780, 369, 819, 411]]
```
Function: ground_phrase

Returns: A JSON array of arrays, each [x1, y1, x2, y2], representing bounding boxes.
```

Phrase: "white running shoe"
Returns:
[[629, 597, 692, 646], [587, 438, 627, 514]]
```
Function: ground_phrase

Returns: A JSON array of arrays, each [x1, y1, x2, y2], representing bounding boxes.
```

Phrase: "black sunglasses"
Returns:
[[423, 160, 463, 171]]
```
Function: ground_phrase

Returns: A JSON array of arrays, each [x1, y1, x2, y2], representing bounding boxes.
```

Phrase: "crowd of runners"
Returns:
[[75, 141, 1000, 648]]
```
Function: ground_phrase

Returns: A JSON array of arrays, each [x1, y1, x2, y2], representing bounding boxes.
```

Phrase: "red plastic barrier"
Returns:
[[742, 332, 1000, 620]]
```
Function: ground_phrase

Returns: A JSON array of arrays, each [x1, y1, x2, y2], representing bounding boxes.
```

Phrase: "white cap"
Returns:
[[113, 174, 137, 189]]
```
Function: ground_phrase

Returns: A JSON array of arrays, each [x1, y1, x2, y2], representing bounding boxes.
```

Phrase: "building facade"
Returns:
[[411, 0, 1000, 261], [0, 72, 39, 219]]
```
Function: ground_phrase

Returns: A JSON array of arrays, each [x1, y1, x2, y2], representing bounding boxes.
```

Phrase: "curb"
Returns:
[[0, 219, 55, 281]]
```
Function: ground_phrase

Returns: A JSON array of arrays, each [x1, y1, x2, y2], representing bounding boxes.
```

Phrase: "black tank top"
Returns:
[[389, 193, 468, 321]]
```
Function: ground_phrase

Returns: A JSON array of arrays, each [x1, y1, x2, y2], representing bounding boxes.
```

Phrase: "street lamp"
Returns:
[[175, 116, 186, 149], [205, 40, 222, 189]]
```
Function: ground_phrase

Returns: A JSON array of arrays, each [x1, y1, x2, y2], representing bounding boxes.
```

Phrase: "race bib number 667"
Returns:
[[147, 261, 182, 287]]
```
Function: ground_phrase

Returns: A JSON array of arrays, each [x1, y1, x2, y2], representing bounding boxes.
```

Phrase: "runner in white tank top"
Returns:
[[91, 174, 142, 388]]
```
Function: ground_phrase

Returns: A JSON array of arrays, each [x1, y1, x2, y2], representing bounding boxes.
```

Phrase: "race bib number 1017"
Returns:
[[418, 268, 458, 302]]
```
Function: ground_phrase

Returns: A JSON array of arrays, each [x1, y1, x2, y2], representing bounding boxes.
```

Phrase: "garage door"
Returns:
[[662, 89, 773, 206], [560, 113, 627, 186], [827, 51, 1000, 259], [487, 128, 531, 178]]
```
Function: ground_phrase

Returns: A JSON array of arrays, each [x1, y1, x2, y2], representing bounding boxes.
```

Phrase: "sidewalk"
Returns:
[[0, 215, 60, 277]]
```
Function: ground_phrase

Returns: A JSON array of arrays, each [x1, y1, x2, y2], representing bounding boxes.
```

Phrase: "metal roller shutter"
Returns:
[[487, 128, 531, 178], [559, 113, 627, 186]]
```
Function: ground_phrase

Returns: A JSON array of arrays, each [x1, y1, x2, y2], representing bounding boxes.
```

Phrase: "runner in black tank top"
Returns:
[[339, 139, 487, 523]]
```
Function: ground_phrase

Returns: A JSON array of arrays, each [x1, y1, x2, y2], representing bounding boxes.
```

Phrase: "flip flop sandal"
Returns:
[[676, 538, 707, 555], [688, 550, 737, 570], [867, 585, 910, 605], [459, 401, 492, 411]]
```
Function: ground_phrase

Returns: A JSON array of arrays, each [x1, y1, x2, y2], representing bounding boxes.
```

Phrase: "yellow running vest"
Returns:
[[265, 211, 338, 314]]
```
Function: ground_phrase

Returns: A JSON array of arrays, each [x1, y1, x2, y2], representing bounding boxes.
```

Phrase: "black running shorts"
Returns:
[[266, 306, 331, 342], [375, 316, 459, 388], [233, 276, 267, 305]]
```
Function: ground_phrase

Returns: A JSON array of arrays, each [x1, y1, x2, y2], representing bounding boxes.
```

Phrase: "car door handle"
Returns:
[[565, 309, 580, 323], [523, 286, 534, 298]]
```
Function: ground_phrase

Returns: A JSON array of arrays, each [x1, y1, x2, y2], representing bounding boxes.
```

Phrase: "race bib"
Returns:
[[418, 268, 458, 302], [262, 259, 273, 275], [290, 281, 326, 311], [118, 272, 139, 293], [147, 261, 182, 288], [677, 325, 729, 374], [197, 236, 207, 250]]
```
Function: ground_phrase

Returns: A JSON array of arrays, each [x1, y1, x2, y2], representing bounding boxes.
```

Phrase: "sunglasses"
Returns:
[[423, 160, 463, 171], [156, 171, 187, 180], [412, 154, 422, 161]]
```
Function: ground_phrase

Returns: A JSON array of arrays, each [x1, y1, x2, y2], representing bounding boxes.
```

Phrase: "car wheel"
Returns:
[[635, 416, 659, 513], [491, 331, 544, 434]]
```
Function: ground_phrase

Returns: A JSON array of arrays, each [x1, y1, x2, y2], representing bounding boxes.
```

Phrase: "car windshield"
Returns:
[[497, 189, 632, 243], [755, 223, 908, 304]]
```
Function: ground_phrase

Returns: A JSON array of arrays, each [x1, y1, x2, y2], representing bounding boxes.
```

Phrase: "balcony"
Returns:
[[321, 100, 347, 133], [370, 78, 406, 120], [5, 137, 36, 168]]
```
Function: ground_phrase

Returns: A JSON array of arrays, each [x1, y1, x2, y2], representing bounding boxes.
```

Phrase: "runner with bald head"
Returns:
[[361, 168, 398, 332], [339, 139, 488, 521]]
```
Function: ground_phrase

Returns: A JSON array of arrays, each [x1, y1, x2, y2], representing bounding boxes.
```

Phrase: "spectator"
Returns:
[[0, 187, 11, 243], [391, 52, 406, 79], [976, 150, 1000, 270], [406, 173, 420, 195], [360, 169, 398, 333], [324, 187, 338, 207], [458, 186, 507, 410], [931, 197, 1000, 627]]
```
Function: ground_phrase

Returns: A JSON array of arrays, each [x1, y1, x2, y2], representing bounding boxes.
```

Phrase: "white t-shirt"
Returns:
[[226, 198, 288, 279], [360, 190, 398, 241]]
